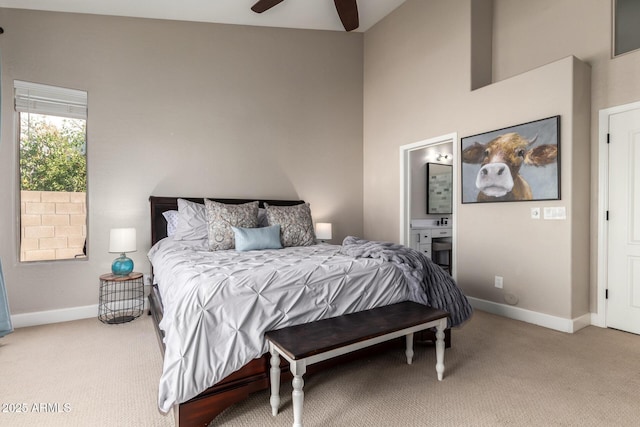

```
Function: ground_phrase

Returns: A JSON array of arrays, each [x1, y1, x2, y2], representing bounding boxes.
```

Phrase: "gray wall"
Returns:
[[491, 0, 640, 314], [362, 0, 639, 320], [363, 0, 591, 320], [0, 8, 364, 315], [3, 0, 640, 323]]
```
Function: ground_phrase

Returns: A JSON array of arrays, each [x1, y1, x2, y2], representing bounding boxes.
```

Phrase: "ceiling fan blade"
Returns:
[[334, 0, 359, 31], [251, 0, 286, 13]]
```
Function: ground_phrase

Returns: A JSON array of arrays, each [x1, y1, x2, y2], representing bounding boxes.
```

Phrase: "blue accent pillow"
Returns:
[[232, 225, 282, 251]]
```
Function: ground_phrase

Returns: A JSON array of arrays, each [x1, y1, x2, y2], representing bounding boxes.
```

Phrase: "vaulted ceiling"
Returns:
[[0, 0, 407, 32]]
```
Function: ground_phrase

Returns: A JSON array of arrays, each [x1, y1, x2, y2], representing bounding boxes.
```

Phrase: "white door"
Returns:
[[607, 107, 640, 334]]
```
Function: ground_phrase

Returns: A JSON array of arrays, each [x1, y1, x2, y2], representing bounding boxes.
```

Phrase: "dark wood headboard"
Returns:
[[149, 196, 305, 246]]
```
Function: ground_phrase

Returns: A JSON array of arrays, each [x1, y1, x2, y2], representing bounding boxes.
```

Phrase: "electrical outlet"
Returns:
[[494, 275, 504, 289]]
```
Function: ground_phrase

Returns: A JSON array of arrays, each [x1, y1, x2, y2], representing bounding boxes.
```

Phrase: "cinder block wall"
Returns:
[[20, 191, 87, 261]]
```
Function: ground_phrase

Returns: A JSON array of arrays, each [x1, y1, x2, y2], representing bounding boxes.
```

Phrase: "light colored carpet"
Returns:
[[0, 314, 172, 427], [1, 310, 639, 427], [210, 310, 640, 426]]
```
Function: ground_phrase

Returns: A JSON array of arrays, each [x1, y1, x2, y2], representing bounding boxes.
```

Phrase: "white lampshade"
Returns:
[[315, 223, 332, 240], [109, 228, 137, 254]]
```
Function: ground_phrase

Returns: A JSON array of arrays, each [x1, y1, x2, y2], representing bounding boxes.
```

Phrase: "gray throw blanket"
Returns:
[[340, 236, 473, 327]]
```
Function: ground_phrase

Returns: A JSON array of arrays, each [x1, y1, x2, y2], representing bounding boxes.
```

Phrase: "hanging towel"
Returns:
[[0, 258, 13, 338]]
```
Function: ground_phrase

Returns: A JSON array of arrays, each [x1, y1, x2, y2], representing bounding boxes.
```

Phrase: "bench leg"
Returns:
[[269, 346, 281, 416], [291, 361, 307, 427], [405, 333, 414, 365], [435, 319, 446, 381]]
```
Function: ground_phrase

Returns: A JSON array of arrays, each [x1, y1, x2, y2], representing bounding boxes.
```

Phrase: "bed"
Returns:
[[148, 196, 471, 427]]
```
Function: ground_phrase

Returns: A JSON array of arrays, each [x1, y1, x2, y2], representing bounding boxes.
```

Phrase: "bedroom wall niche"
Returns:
[[470, 0, 493, 90], [614, 0, 640, 56]]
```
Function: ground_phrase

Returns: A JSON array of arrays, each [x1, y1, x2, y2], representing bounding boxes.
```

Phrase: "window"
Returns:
[[614, 0, 640, 56], [14, 81, 88, 262]]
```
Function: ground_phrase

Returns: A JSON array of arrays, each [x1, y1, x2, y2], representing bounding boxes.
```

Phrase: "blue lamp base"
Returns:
[[111, 253, 134, 276]]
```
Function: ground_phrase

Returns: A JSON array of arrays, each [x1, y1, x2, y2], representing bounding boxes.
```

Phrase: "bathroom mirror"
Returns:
[[427, 163, 453, 214]]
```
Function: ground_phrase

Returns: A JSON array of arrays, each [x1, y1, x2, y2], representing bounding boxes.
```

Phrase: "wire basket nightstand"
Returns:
[[98, 272, 144, 324]]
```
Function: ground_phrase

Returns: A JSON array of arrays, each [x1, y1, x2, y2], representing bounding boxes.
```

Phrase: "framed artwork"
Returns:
[[461, 116, 560, 204]]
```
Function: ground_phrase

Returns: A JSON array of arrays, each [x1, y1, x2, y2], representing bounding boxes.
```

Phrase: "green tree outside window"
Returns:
[[19, 113, 87, 192]]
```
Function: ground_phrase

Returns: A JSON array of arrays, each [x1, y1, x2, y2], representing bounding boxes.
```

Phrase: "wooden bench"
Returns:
[[265, 301, 449, 427]]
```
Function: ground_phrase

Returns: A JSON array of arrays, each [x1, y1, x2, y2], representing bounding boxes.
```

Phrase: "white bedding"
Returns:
[[148, 238, 413, 412]]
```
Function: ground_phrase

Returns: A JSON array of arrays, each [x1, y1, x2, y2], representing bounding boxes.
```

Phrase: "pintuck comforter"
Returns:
[[148, 237, 471, 413]]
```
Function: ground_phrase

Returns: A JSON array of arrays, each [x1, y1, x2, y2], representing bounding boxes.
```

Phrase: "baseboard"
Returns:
[[13, 296, 592, 332], [12, 304, 98, 328], [590, 311, 606, 328], [467, 297, 591, 333], [12, 298, 149, 328]]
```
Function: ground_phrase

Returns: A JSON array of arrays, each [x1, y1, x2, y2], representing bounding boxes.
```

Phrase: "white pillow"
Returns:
[[162, 210, 179, 237], [173, 199, 208, 241]]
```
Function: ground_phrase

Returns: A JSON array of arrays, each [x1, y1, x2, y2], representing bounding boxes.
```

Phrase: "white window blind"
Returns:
[[14, 80, 87, 120]]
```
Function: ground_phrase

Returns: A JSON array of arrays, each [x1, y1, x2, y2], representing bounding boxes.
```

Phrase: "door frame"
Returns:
[[596, 100, 640, 327], [399, 132, 458, 276]]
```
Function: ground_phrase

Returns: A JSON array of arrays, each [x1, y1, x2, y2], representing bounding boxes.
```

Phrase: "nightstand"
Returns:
[[98, 272, 144, 324]]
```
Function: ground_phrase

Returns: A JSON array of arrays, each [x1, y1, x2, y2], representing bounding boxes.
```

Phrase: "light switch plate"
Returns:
[[531, 207, 540, 219], [544, 207, 566, 220]]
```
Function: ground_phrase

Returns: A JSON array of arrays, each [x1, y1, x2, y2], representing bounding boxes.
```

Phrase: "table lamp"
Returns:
[[109, 228, 136, 276], [315, 223, 332, 243]]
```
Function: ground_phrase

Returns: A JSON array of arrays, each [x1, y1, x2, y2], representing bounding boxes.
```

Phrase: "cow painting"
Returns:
[[461, 117, 560, 203]]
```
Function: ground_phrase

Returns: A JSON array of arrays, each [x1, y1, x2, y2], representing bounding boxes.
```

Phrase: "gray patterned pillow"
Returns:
[[264, 202, 315, 247], [204, 200, 259, 250]]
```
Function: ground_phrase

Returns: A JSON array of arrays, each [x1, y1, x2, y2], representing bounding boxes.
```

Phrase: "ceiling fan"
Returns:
[[251, 0, 359, 32]]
